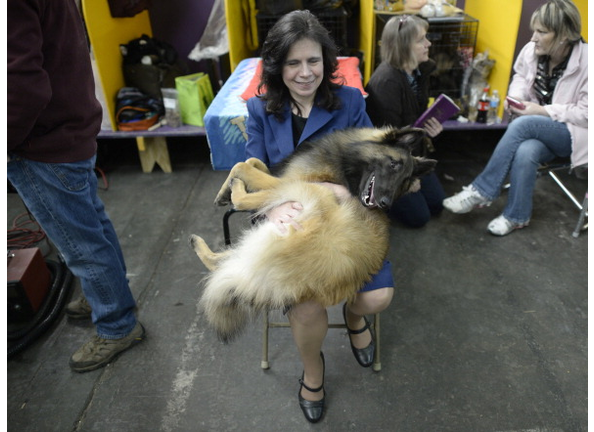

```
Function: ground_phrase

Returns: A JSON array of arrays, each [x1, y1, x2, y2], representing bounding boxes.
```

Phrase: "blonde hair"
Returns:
[[530, 0, 582, 45], [380, 15, 429, 71]]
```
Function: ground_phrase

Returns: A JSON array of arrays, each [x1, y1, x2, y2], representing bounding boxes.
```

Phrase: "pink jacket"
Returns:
[[508, 41, 588, 167]]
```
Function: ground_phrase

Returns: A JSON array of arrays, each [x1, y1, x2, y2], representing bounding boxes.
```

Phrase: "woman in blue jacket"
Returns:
[[245, 10, 394, 423]]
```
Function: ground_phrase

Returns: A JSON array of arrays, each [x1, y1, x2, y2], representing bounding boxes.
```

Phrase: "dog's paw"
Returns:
[[188, 234, 221, 270], [188, 234, 201, 250], [214, 181, 233, 206], [189, 233, 211, 254], [214, 196, 229, 206], [189, 234, 210, 251], [214, 191, 231, 206]]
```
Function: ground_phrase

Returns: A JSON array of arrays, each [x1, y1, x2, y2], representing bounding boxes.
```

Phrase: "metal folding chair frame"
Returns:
[[540, 162, 588, 238]]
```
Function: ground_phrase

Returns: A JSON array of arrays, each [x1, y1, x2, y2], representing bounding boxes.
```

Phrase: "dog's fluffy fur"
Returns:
[[190, 127, 436, 341]]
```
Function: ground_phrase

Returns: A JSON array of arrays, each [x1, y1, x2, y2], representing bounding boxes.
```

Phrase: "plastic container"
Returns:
[[161, 88, 182, 128], [487, 89, 500, 125], [476, 86, 490, 123]]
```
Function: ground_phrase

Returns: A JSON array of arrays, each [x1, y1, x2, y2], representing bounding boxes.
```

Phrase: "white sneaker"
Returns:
[[443, 185, 491, 214], [487, 215, 529, 236]]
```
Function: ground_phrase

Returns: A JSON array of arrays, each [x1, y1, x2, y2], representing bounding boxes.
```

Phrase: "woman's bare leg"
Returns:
[[288, 301, 328, 401], [345, 287, 394, 348]]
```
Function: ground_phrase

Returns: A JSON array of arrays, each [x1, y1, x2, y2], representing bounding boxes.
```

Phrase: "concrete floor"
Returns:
[[7, 132, 588, 431]]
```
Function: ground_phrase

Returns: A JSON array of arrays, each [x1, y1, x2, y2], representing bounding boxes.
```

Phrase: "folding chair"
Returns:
[[538, 160, 588, 238], [222, 208, 382, 372]]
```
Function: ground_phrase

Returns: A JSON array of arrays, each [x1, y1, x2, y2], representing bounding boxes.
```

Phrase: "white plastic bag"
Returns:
[[188, 0, 228, 61]]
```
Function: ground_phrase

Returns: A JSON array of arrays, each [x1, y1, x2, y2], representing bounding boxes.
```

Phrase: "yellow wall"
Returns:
[[359, 0, 376, 85], [225, 0, 258, 71], [82, 0, 153, 130], [574, 0, 588, 42]]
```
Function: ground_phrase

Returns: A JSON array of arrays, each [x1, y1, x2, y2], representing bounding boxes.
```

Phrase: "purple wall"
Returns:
[[148, 0, 216, 74], [514, 0, 542, 60]]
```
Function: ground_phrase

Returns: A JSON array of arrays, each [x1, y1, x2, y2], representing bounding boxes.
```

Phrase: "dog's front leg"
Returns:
[[214, 158, 277, 206], [230, 179, 275, 211], [189, 234, 230, 271]]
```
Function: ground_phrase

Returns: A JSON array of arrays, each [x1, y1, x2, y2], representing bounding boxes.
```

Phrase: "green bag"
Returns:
[[175, 73, 214, 127]]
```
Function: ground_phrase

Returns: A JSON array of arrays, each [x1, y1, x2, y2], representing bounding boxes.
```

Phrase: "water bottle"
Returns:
[[487, 89, 500, 125], [476, 86, 490, 124]]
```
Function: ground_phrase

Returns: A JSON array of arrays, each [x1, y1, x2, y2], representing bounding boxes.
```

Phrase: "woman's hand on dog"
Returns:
[[266, 201, 304, 233], [265, 183, 350, 233]]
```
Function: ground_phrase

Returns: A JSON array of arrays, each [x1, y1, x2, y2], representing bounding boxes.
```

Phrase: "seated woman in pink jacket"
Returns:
[[443, 0, 587, 236]]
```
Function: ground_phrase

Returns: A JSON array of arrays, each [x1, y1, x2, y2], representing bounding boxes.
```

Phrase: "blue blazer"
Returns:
[[245, 86, 372, 167]]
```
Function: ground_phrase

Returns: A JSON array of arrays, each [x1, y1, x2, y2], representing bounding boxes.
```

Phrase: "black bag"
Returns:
[[120, 34, 177, 65], [120, 34, 187, 99], [115, 87, 164, 131]]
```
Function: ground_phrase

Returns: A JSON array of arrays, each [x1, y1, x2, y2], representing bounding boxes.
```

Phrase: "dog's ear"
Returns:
[[413, 157, 437, 177], [382, 126, 426, 152]]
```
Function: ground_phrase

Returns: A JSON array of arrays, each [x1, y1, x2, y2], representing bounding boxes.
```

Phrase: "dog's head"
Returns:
[[356, 127, 436, 210]]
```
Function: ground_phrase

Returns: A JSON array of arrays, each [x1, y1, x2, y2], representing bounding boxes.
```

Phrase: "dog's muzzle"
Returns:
[[361, 173, 379, 208]]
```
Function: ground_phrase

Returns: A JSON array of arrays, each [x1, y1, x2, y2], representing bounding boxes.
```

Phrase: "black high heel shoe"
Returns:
[[298, 352, 325, 423], [343, 303, 375, 368]]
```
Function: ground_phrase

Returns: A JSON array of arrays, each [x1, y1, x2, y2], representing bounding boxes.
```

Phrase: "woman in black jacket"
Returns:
[[366, 14, 445, 228]]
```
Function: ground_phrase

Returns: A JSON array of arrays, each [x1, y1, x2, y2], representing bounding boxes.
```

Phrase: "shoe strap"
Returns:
[[299, 378, 324, 393], [346, 316, 371, 335]]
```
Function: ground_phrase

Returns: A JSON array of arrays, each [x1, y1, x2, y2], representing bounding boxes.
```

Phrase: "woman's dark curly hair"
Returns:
[[257, 10, 342, 119]]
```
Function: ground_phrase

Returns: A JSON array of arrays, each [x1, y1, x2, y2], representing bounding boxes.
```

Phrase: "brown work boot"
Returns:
[[65, 296, 92, 320], [69, 321, 145, 372]]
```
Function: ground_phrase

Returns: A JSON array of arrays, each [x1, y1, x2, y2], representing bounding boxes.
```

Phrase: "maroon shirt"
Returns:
[[8, 0, 102, 163]]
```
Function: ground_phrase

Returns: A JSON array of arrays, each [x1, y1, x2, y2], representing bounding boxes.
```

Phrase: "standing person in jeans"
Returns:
[[443, 0, 587, 236], [245, 10, 394, 423], [365, 14, 446, 228], [8, 0, 145, 372]]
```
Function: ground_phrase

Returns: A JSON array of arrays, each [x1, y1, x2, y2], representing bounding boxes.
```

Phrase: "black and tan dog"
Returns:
[[190, 127, 436, 341]]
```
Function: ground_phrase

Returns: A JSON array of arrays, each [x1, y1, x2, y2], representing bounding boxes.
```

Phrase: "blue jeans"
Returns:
[[472, 115, 572, 224], [7, 155, 137, 339], [389, 171, 445, 228]]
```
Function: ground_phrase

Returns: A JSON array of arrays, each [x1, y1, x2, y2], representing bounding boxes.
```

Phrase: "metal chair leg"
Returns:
[[261, 312, 270, 370], [373, 313, 381, 372], [548, 171, 583, 210], [572, 193, 588, 238], [223, 208, 237, 246]]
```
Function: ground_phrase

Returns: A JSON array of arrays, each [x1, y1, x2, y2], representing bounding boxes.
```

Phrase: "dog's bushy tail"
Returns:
[[198, 225, 298, 342], [199, 286, 254, 343], [199, 274, 294, 343]]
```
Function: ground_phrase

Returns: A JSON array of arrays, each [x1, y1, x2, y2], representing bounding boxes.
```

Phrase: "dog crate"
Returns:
[[375, 14, 479, 101], [426, 15, 478, 99], [256, 7, 350, 55]]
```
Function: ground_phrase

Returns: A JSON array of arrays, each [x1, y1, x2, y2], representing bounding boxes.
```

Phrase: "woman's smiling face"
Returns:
[[282, 38, 324, 103]]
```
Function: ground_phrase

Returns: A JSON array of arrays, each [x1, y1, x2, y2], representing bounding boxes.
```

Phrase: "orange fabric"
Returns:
[[239, 57, 367, 102], [116, 106, 160, 131]]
